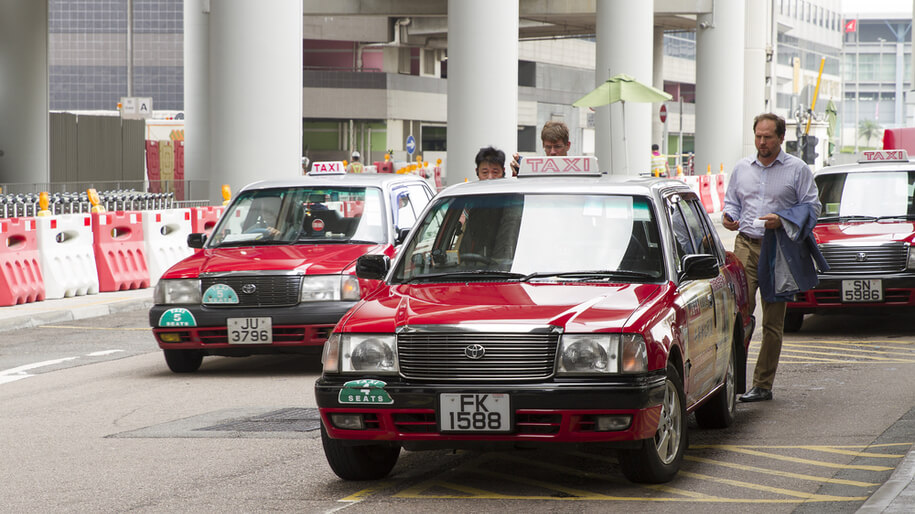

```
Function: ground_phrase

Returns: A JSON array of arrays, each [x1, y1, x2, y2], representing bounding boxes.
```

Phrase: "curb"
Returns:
[[0, 289, 153, 333]]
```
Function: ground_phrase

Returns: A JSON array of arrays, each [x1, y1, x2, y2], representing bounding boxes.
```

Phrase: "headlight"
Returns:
[[557, 334, 648, 374], [154, 279, 201, 305], [558, 335, 616, 374], [339, 334, 398, 374], [300, 275, 361, 302]]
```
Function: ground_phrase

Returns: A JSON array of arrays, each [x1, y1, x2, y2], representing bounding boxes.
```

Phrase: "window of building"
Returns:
[[421, 125, 447, 152]]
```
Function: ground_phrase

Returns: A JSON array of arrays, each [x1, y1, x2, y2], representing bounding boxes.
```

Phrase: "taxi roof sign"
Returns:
[[517, 156, 600, 177], [858, 150, 909, 163], [308, 161, 346, 175]]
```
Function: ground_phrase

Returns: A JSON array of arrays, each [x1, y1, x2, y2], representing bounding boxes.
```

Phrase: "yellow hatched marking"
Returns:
[[695, 443, 911, 450], [396, 480, 517, 499], [692, 445, 893, 471], [678, 470, 867, 501], [684, 456, 878, 487], [338, 481, 394, 502], [797, 446, 904, 459], [790, 340, 915, 346], [499, 453, 716, 499], [784, 343, 915, 357], [780, 348, 915, 362]]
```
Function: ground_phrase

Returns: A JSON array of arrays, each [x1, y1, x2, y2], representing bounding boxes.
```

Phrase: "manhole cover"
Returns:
[[196, 407, 321, 433]]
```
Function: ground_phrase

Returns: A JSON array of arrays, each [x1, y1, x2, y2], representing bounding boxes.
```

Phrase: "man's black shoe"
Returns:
[[739, 387, 772, 402]]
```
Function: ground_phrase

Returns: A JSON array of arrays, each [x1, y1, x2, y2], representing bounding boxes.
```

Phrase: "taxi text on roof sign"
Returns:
[[309, 161, 346, 175], [517, 155, 601, 177], [858, 150, 909, 163]]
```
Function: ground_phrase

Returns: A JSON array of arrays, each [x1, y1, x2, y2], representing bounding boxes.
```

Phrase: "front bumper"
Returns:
[[787, 274, 915, 314], [149, 302, 356, 352], [315, 372, 667, 447]]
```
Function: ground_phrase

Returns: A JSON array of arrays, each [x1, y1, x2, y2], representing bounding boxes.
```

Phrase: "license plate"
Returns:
[[439, 393, 511, 433], [227, 317, 273, 344], [841, 279, 883, 302]]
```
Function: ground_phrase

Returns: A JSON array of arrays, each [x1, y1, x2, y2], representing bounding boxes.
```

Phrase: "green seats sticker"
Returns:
[[338, 379, 394, 405]]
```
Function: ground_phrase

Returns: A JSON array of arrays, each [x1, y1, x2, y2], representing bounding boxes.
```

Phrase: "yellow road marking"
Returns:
[[695, 443, 911, 450], [39, 325, 148, 331], [684, 456, 878, 487], [780, 348, 915, 362], [692, 445, 893, 471], [789, 340, 915, 346], [797, 447, 904, 459], [784, 343, 915, 357], [339, 481, 394, 502], [677, 470, 867, 501]]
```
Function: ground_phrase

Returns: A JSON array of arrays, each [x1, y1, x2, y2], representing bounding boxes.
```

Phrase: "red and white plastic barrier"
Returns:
[[190, 206, 224, 236], [92, 211, 150, 292], [36, 213, 99, 299], [0, 217, 45, 306], [143, 208, 193, 286]]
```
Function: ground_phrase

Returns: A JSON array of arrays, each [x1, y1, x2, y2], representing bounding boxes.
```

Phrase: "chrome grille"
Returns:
[[200, 275, 301, 307], [820, 243, 908, 274], [397, 332, 559, 381]]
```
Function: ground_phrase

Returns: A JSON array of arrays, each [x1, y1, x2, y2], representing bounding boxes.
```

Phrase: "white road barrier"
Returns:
[[36, 213, 100, 299], [143, 209, 193, 286]]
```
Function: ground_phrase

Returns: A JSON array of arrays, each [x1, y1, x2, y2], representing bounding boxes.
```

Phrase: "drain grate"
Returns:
[[196, 407, 322, 433]]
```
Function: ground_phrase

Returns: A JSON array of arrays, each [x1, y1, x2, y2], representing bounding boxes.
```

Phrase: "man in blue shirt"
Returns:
[[722, 113, 820, 402]]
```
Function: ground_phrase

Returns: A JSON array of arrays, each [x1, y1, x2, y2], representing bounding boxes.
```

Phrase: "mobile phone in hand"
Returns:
[[723, 213, 733, 223]]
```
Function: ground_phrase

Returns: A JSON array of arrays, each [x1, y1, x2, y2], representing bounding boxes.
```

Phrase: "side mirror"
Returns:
[[680, 254, 719, 281], [187, 233, 207, 249], [395, 227, 411, 245], [356, 254, 390, 280]]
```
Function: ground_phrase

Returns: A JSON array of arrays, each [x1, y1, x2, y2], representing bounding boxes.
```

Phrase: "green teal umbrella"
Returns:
[[573, 73, 672, 173]]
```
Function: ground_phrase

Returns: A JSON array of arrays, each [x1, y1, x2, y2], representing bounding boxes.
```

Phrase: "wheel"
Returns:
[[618, 363, 687, 483], [783, 311, 804, 333], [459, 253, 496, 266], [321, 424, 400, 480], [694, 341, 736, 429], [163, 349, 203, 373]]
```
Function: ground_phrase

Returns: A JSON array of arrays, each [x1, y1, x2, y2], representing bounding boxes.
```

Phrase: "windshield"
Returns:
[[207, 186, 386, 247], [392, 193, 664, 282], [817, 170, 915, 220]]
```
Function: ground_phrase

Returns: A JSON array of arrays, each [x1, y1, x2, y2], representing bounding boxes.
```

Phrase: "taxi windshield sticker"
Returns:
[[158, 307, 197, 327], [338, 379, 394, 405], [202, 284, 239, 304]]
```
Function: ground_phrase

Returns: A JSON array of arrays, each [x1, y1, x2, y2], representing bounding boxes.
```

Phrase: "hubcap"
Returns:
[[655, 379, 682, 465]]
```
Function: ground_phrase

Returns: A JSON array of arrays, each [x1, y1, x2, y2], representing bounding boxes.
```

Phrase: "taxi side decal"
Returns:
[[159, 307, 197, 327], [202, 284, 239, 304], [339, 379, 394, 405]]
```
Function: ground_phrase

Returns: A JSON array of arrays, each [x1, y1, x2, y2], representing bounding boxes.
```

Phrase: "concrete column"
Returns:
[[446, 0, 518, 184], [895, 41, 904, 127], [206, 0, 303, 202], [596, 0, 654, 175], [184, 0, 210, 200], [0, 0, 48, 185], [696, 0, 746, 174], [652, 27, 665, 154], [743, 0, 768, 161]]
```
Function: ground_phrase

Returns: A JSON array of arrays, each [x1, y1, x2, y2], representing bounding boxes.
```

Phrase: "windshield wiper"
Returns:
[[400, 270, 527, 283], [818, 215, 879, 222], [521, 270, 657, 282], [875, 214, 915, 221]]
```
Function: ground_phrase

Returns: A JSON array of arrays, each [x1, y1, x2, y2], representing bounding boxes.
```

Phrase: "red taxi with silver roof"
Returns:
[[785, 149, 915, 331], [315, 156, 753, 483], [149, 163, 435, 372]]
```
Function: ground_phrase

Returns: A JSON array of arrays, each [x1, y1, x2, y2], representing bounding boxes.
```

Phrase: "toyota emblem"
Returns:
[[855, 252, 868, 262], [464, 344, 486, 360], [241, 283, 257, 294]]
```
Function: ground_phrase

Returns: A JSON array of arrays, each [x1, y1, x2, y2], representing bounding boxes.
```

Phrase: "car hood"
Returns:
[[160, 244, 386, 278], [814, 222, 915, 245], [341, 281, 666, 333]]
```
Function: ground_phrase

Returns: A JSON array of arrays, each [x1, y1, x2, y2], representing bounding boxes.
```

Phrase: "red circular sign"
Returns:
[[311, 219, 325, 231], [659, 104, 668, 123]]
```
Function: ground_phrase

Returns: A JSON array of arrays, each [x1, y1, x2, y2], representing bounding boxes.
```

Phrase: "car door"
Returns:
[[666, 194, 718, 405]]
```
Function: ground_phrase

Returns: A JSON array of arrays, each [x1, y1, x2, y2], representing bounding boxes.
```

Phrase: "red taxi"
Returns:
[[149, 166, 435, 372], [315, 157, 753, 483], [786, 149, 915, 331]]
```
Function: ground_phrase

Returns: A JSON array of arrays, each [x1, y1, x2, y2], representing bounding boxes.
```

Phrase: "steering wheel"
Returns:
[[459, 253, 496, 266]]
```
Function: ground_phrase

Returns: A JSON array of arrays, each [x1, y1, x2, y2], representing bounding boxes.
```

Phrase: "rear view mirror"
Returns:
[[680, 254, 719, 280], [395, 227, 411, 246], [187, 233, 207, 249], [356, 254, 390, 280]]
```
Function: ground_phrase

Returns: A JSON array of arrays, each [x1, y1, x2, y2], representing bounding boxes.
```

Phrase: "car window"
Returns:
[[392, 188, 421, 231], [817, 171, 915, 218], [666, 195, 715, 269]]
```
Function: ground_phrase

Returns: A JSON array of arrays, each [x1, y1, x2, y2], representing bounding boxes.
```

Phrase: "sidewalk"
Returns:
[[0, 288, 153, 333]]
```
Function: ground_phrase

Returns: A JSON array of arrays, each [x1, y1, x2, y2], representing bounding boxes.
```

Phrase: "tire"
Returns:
[[783, 311, 804, 333], [163, 349, 203, 373], [619, 363, 687, 483], [321, 424, 400, 480], [694, 341, 736, 429]]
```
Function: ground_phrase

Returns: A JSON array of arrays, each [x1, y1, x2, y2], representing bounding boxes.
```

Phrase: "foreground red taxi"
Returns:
[[316, 158, 753, 483], [149, 167, 434, 372], [786, 149, 915, 331]]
